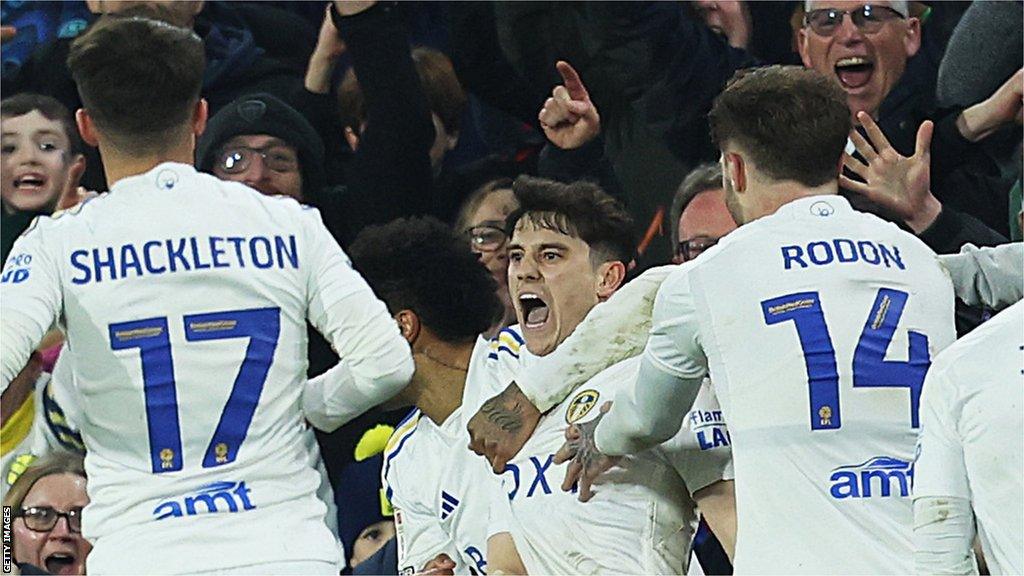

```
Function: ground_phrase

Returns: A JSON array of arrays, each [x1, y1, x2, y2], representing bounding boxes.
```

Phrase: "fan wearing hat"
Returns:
[[196, 92, 325, 204]]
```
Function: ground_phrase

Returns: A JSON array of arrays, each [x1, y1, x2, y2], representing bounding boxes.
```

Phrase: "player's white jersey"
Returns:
[[490, 356, 733, 575], [644, 195, 956, 574], [0, 163, 412, 574], [384, 336, 497, 575], [914, 301, 1023, 575]]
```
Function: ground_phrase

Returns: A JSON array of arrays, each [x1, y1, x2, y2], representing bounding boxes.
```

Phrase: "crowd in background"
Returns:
[[0, 1, 1021, 574]]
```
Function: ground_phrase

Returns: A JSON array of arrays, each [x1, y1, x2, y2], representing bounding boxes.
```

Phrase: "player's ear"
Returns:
[[725, 152, 746, 193], [75, 109, 99, 148], [395, 310, 420, 344], [595, 260, 626, 300], [192, 98, 208, 137]]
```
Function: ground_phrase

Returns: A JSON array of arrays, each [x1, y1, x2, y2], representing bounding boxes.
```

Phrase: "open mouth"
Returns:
[[518, 293, 550, 329], [834, 56, 874, 90], [44, 552, 79, 575], [14, 173, 47, 191]]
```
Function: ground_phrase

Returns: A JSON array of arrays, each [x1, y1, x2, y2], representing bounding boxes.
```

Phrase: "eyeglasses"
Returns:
[[804, 5, 905, 35], [463, 225, 508, 252], [678, 236, 719, 261], [216, 145, 299, 175], [15, 506, 83, 533]]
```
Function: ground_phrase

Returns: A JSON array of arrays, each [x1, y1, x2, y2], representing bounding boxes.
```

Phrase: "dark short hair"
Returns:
[[348, 216, 502, 343], [1, 93, 83, 156], [669, 163, 723, 247], [507, 176, 635, 265], [67, 15, 204, 155], [709, 65, 850, 187], [337, 46, 467, 135]]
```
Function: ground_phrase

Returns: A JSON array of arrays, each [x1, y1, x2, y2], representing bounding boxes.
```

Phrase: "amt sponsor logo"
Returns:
[[829, 456, 913, 499], [153, 481, 255, 520]]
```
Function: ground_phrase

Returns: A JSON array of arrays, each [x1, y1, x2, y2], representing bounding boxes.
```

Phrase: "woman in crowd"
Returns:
[[5, 453, 90, 575]]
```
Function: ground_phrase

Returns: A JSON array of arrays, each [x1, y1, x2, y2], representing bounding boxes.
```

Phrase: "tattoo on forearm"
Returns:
[[481, 396, 524, 434]]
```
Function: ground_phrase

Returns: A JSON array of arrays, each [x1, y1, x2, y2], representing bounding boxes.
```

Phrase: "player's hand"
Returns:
[[417, 553, 456, 576], [467, 382, 542, 474], [841, 112, 941, 234], [956, 68, 1023, 142], [538, 61, 601, 150], [553, 401, 620, 503]]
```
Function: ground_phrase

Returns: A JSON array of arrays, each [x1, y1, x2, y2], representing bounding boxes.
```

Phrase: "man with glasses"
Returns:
[[669, 163, 737, 264], [197, 92, 322, 205], [798, 1, 1019, 250], [798, 1, 919, 122]]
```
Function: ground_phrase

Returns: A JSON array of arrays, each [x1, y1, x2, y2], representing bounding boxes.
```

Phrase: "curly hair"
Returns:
[[348, 217, 502, 342]]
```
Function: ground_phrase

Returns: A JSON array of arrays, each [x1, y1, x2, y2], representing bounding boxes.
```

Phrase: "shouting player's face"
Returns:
[[508, 219, 603, 357]]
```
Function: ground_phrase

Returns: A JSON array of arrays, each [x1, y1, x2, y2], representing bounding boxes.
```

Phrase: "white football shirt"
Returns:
[[600, 195, 957, 574], [0, 163, 413, 574], [490, 356, 733, 574], [384, 336, 497, 575], [914, 301, 1023, 575]]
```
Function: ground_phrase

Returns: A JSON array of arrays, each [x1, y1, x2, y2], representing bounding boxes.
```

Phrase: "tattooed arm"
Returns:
[[467, 382, 542, 473]]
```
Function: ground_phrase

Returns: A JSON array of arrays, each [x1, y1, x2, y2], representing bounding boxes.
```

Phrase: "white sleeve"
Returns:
[[302, 362, 365, 432], [938, 242, 1023, 310], [913, 496, 978, 575], [658, 380, 734, 495], [388, 478, 462, 574], [595, 270, 708, 456], [487, 477, 515, 540], [1, 224, 63, 393], [516, 265, 674, 412], [303, 210, 414, 416], [912, 367, 970, 501]]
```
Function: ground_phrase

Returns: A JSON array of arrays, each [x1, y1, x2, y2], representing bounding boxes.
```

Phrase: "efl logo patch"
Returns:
[[566, 389, 600, 424]]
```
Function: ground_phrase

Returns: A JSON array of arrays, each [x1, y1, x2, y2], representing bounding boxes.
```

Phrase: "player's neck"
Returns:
[[98, 140, 196, 188], [414, 342, 474, 425], [748, 180, 838, 221]]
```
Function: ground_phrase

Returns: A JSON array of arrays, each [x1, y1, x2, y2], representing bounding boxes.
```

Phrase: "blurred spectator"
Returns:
[[690, 1, 800, 64], [337, 36, 514, 222], [0, 2, 91, 79], [339, 45, 465, 177], [669, 163, 737, 264], [936, 1, 1022, 241], [454, 178, 519, 335], [4, 453, 90, 576], [299, 1, 437, 233], [1, 93, 85, 263], [936, 1, 1023, 112], [6, 1, 314, 192]]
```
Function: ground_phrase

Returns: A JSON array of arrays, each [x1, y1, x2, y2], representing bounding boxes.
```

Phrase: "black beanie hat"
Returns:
[[196, 93, 326, 201]]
